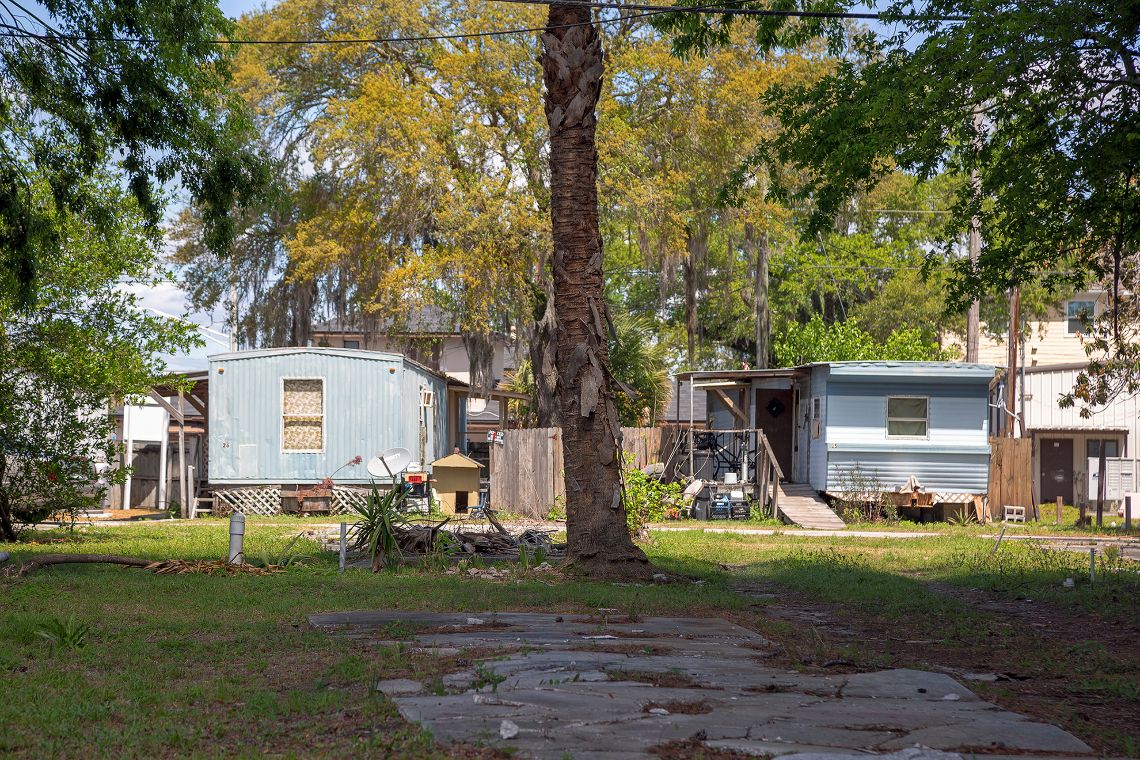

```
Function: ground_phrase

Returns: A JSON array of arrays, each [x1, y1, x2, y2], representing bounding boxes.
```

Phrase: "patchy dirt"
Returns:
[[648, 738, 762, 759], [606, 669, 717, 690], [731, 579, 1140, 757], [417, 620, 516, 635], [642, 699, 713, 715], [571, 642, 670, 656]]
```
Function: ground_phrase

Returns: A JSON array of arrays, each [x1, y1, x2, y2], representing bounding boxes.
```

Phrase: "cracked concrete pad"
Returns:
[[311, 611, 1094, 760], [779, 748, 965, 760], [372, 678, 424, 696]]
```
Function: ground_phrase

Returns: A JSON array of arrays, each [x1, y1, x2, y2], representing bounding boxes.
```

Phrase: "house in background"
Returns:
[[946, 289, 1107, 368], [110, 386, 207, 510], [310, 308, 519, 457], [207, 347, 458, 487], [995, 363, 1137, 507], [954, 287, 1138, 508], [676, 362, 996, 521]]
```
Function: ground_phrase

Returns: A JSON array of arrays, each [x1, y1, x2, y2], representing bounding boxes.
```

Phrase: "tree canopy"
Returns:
[[657, 0, 1139, 398], [0, 0, 268, 305]]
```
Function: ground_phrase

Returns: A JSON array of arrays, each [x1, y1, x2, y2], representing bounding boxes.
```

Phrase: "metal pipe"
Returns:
[[228, 512, 246, 565], [339, 522, 347, 573]]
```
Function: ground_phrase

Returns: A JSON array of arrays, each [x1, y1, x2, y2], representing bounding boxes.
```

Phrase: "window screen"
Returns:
[[343, 339, 361, 349], [283, 378, 324, 451], [1066, 300, 1094, 335], [887, 396, 928, 437]]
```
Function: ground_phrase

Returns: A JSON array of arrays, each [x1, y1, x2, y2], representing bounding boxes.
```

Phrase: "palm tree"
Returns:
[[504, 315, 672, 428], [541, 3, 649, 579]]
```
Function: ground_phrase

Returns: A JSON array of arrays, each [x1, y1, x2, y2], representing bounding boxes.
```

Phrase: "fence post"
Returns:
[[1096, 446, 1107, 528], [1125, 494, 1132, 531], [1056, 496, 1063, 526], [1089, 546, 1096, 584]]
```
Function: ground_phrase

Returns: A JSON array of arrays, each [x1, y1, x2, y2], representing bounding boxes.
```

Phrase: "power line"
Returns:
[[0, 1, 708, 46], [489, 0, 966, 23], [0, 0, 965, 47]]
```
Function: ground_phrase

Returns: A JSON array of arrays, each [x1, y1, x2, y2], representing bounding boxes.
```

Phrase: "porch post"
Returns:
[[178, 390, 189, 519]]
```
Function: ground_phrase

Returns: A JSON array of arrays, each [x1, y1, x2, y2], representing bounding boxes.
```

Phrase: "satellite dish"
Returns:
[[467, 397, 488, 414], [367, 447, 413, 478]]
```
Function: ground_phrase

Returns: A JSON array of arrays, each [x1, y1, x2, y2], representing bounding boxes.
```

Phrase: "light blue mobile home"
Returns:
[[680, 361, 995, 499], [799, 362, 994, 495], [207, 348, 455, 485]]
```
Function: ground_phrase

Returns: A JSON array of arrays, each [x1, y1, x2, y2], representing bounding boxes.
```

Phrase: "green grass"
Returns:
[[2, 523, 1137, 757]]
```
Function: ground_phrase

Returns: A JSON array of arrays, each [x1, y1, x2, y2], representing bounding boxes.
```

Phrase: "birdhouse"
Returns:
[[430, 451, 483, 514]]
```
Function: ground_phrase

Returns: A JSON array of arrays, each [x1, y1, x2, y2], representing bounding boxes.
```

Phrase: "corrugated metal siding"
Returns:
[[1023, 367, 1140, 441], [208, 349, 448, 485], [822, 377, 991, 493], [827, 451, 989, 492]]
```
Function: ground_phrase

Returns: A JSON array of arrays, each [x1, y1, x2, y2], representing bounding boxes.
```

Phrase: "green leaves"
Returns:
[[0, 0, 269, 302], [348, 482, 409, 571], [773, 315, 953, 366], [0, 171, 200, 538]]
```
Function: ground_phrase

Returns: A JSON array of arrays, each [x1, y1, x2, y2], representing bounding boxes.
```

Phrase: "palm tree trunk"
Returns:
[[541, 3, 648, 579]]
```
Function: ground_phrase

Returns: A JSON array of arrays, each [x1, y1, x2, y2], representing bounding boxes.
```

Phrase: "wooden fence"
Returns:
[[987, 436, 1036, 521], [489, 427, 666, 518]]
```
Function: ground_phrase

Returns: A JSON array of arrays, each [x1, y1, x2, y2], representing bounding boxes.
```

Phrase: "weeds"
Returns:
[[35, 615, 90, 649], [253, 532, 310, 569], [471, 664, 506, 692], [832, 466, 898, 523]]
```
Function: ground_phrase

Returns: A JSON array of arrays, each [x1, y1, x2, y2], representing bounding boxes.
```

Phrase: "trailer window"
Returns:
[[282, 378, 325, 452], [886, 396, 928, 437]]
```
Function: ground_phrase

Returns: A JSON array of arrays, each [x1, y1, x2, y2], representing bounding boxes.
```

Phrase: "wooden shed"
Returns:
[[431, 451, 482, 514]]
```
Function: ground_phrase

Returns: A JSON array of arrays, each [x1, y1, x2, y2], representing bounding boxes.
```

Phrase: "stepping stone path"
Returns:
[[309, 611, 1094, 760]]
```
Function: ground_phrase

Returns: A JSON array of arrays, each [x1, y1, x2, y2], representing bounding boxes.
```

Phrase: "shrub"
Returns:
[[623, 467, 683, 537]]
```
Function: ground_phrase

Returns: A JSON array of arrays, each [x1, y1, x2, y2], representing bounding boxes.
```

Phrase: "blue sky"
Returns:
[[218, 0, 264, 20]]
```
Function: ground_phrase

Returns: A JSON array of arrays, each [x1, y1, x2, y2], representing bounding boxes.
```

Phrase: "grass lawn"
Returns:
[[2, 523, 1138, 758]]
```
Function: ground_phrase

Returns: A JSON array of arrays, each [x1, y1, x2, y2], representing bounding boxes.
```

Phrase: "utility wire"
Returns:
[[0, 0, 964, 47], [489, 0, 966, 23], [0, 1, 720, 46]]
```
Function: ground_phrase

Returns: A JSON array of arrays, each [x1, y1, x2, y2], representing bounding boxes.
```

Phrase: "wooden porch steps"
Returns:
[[776, 483, 846, 530]]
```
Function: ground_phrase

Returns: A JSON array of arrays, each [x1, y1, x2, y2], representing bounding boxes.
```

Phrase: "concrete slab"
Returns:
[[310, 611, 1094, 759]]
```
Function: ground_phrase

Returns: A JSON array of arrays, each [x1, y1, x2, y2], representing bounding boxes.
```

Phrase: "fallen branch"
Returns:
[[7, 554, 287, 578], [11, 553, 153, 577]]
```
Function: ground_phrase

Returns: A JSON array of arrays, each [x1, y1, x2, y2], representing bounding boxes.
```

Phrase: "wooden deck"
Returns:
[[776, 483, 847, 530]]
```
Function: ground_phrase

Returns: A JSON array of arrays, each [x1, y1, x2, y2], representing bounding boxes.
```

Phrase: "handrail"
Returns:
[[759, 431, 783, 481]]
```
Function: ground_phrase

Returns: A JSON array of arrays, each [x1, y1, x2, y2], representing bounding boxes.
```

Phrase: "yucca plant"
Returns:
[[348, 481, 408, 572]]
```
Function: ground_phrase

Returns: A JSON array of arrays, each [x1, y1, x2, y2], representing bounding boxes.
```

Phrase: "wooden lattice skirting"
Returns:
[[212, 486, 370, 516]]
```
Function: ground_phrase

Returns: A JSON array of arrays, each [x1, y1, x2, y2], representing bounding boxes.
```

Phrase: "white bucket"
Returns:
[[724, 472, 739, 484]]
